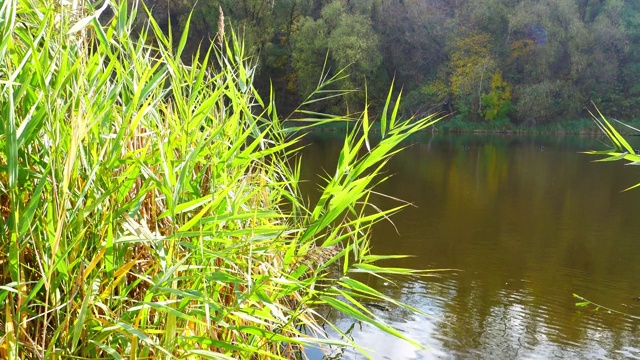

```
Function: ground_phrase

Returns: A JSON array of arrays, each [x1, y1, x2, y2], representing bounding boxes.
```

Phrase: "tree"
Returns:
[[448, 30, 496, 119], [290, 0, 382, 110], [290, 16, 329, 98], [374, 0, 451, 89], [481, 72, 513, 121], [505, 0, 629, 123], [142, 0, 640, 124]]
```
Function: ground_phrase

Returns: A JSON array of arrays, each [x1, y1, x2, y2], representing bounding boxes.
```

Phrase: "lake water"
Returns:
[[300, 132, 640, 360]]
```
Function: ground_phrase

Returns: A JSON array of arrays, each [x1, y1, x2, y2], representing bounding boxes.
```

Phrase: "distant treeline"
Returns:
[[146, 0, 640, 124]]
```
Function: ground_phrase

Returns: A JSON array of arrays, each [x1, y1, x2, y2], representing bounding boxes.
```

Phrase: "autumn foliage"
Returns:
[[148, 0, 639, 123]]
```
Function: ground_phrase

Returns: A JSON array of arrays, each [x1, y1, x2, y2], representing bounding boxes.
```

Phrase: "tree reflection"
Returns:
[[302, 133, 640, 359]]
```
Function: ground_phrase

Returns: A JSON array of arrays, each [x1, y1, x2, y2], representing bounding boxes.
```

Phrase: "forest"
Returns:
[[147, 0, 640, 125]]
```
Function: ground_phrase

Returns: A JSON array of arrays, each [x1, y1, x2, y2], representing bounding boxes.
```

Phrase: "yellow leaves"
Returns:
[[98, 258, 140, 301], [449, 31, 494, 99], [481, 72, 513, 121], [509, 39, 535, 61], [490, 72, 512, 101], [450, 32, 492, 66], [3, 302, 15, 359]]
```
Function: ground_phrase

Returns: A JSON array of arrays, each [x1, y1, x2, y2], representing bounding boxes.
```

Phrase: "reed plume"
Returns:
[[217, 5, 225, 47]]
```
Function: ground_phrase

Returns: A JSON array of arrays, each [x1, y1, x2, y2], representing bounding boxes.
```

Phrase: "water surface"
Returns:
[[300, 132, 640, 360]]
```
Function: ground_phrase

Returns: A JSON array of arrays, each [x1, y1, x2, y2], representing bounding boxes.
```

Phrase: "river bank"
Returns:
[[287, 116, 640, 136]]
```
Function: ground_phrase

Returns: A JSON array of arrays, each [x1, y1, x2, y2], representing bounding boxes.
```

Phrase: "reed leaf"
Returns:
[[0, 0, 441, 358], [585, 107, 640, 191]]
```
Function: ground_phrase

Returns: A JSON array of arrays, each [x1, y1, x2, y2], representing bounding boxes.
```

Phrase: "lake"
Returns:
[[299, 132, 640, 360]]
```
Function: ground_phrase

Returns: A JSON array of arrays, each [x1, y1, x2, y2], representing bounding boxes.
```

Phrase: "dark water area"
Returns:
[[299, 132, 640, 360]]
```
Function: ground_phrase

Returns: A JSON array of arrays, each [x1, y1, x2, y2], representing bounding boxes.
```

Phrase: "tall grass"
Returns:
[[0, 0, 439, 358]]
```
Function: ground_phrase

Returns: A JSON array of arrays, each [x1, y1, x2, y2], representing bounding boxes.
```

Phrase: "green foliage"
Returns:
[[0, 0, 440, 358], [291, 0, 382, 109], [573, 294, 640, 319], [402, 79, 449, 116], [481, 72, 513, 121], [514, 80, 559, 125], [328, 13, 381, 76], [291, 16, 329, 97], [447, 29, 496, 120], [138, 0, 640, 125], [374, 0, 450, 92]]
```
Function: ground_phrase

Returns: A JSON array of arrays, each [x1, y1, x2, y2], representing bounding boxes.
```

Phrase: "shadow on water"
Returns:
[[298, 132, 640, 360]]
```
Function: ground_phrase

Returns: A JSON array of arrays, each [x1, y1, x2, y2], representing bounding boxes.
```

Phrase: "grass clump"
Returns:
[[0, 0, 439, 358]]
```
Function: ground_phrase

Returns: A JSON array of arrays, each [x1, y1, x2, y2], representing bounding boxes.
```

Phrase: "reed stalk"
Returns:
[[0, 0, 440, 358]]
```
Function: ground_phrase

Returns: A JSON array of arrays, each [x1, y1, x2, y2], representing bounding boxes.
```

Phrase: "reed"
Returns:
[[0, 0, 440, 358], [584, 107, 640, 191]]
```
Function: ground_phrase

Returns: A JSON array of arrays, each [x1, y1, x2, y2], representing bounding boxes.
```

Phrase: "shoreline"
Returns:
[[285, 118, 640, 136]]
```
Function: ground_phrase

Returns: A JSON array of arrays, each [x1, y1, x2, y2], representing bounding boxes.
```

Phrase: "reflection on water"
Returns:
[[300, 132, 640, 359]]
